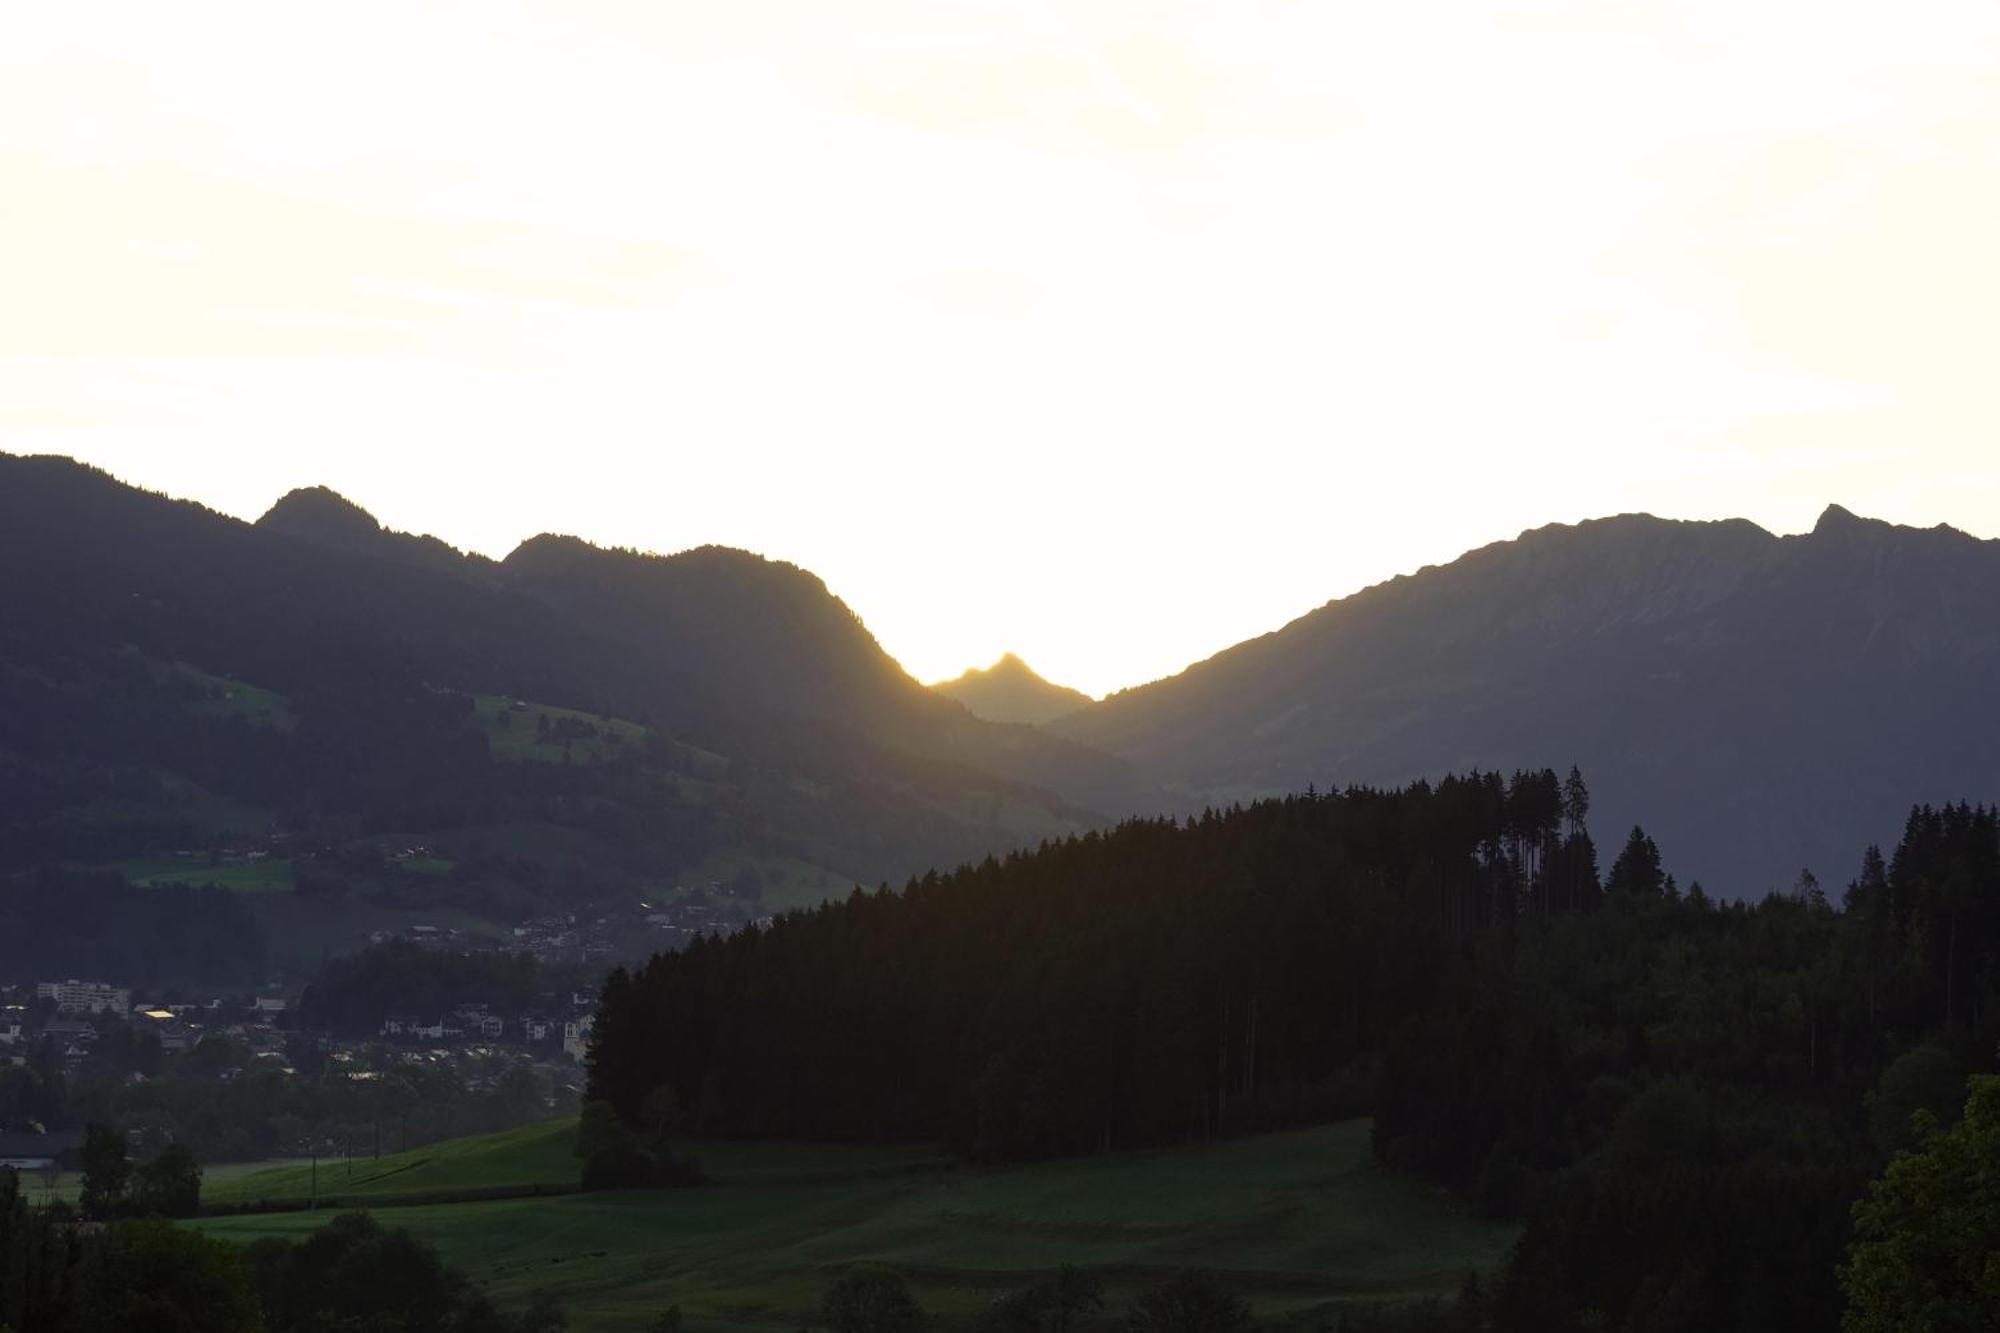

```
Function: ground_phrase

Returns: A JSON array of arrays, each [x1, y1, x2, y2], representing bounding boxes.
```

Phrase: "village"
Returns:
[[0, 966, 595, 1178], [0, 974, 599, 1073], [0, 868, 782, 1178]]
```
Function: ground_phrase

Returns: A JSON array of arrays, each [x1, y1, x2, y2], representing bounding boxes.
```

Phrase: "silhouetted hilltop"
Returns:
[[258, 485, 497, 581], [0, 452, 1150, 963], [933, 654, 1092, 726], [499, 534, 917, 730], [259, 485, 382, 541], [1056, 506, 2000, 894]]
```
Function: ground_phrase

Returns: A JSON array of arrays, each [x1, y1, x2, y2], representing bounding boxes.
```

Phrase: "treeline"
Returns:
[[589, 771, 1599, 1155], [0, 1179, 567, 1333], [295, 940, 540, 1035], [1380, 802, 2000, 1331], [0, 867, 265, 989], [589, 777, 2000, 1332]]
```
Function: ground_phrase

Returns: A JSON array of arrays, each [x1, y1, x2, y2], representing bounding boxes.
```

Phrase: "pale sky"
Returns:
[[6, 2, 2000, 697]]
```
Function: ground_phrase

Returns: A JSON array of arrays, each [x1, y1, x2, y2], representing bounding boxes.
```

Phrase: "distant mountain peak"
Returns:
[[258, 486, 382, 540], [1806, 504, 1965, 545], [934, 655, 1092, 727], [256, 484, 495, 581], [1814, 503, 1869, 534], [1057, 502, 2000, 897]]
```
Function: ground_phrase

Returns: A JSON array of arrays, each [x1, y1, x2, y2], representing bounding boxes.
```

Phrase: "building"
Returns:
[[39, 1019, 95, 1046], [35, 980, 131, 1015], [382, 1016, 448, 1041], [136, 1008, 198, 1053], [562, 1014, 595, 1063]]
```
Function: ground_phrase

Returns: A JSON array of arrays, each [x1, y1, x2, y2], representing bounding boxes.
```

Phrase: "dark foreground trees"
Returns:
[[592, 772, 1602, 1158], [0, 1171, 255, 1333], [989, 1266, 1104, 1333], [0, 1184, 565, 1333], [1840, 1075, 2000, 1331], [242, 1210, 569, 1332], [75, 1125, 202, 1221], [589, 777, 2000, 1332], [71, 1220, 264, 1333], [820, 1269, 1249, 1333]]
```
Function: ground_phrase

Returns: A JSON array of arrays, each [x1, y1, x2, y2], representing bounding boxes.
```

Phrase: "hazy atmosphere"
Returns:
[[10, 2, 2000, 694], [10, 6, 2000, 1332]]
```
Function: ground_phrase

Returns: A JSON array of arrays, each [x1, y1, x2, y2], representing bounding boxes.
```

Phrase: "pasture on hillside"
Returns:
[[472, 695, 648, 764], [120, 854, 295, 892]]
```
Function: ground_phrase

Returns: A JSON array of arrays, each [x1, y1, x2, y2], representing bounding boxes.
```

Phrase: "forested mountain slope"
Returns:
[[0, 453, 1146, 967], [1056, 506, 2000, 894]]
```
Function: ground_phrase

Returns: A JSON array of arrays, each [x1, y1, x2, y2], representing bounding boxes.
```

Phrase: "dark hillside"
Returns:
[[258, 484, 498, 581], [0, 453, 1143, 971], [497, 537, 1149, 813], [1057, 507, 2000, 894]]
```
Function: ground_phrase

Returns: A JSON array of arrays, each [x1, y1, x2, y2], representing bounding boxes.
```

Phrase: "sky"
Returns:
[[6, 2, 2000, 698]]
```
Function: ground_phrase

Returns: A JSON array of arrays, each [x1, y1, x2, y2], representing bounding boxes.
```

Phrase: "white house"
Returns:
[[35, 980, 131, 1015]]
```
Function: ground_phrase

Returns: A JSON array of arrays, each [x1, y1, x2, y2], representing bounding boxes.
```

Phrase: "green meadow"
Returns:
[[473, 695, 648, 764], [120, 854, 296, 892], [166, 660, 298, 732], [200, 1121, 587, 1208], [195, 1120, 1516, 1332], [673, 851, 855, 915]]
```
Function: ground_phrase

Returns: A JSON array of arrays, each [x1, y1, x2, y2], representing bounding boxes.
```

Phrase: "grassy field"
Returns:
[[196, 1121, 1515, 1332], [198, 1123, 946, 1211], [674, 851, 857, 915], [473, 695, 649, 764], [201, 1122, 587, 1208], [120, 854, 296, 892], [31, 1156, 316, 1207], [164, 660, 298, 731]]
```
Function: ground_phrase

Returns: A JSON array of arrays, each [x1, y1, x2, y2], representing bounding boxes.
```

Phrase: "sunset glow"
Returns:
[[9, 2, 2000, 694]]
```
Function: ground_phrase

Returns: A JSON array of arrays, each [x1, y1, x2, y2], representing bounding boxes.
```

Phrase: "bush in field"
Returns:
[[575, 1100, 704, 1191], [1126, 1272, 1249, 1333], [822, 1269, 924, 1333]]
